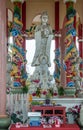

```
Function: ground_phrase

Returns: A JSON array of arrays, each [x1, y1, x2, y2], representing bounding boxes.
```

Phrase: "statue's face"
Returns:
[[41, 15, 48, 24]]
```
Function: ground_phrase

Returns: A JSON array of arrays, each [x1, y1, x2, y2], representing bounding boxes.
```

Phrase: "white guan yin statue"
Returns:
[[30, 11, 56, 92]]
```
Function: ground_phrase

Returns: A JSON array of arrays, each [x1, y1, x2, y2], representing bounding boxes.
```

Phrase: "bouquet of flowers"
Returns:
[[67, 105, 81, 120]]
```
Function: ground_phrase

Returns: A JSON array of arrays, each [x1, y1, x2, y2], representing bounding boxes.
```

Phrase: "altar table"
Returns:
[[9, 124, 80, 130], [31, 106, 66, 123]]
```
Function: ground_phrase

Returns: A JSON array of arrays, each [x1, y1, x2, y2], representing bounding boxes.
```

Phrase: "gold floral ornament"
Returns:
[[29, 94, 32, 103]]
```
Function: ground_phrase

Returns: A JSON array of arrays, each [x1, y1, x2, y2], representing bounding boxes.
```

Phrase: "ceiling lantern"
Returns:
[[64, 0, 76, 3], [11, 0, 26, 3]]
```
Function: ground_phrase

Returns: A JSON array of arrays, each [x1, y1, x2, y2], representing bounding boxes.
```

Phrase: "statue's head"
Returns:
[[41, 11, 49, 24]]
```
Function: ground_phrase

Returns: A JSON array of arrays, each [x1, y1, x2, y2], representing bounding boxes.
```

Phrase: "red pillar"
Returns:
[[22, 1, 26, 49], [54, 1, 66, 87], [22, 2, 26, 31], [55, 1, 59, 49], [78, 24, 83, 77], [54, 1, 61, 85]]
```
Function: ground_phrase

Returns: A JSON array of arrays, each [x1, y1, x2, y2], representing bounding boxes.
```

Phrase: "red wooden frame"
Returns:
[[31, 106, 66, 123]]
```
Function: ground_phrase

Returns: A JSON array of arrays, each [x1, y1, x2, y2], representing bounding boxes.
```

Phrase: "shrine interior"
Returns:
[[0, 0, 83, 130]]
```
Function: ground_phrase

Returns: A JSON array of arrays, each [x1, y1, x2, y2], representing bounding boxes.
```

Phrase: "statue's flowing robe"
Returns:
[[31, 25, 53, 67]]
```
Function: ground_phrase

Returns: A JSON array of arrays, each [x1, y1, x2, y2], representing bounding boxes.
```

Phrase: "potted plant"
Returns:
[[22, 85, 29, 94], [58, 86, 65, 96]]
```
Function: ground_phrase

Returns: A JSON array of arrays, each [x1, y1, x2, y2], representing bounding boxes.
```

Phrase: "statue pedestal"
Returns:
[[0, 115, 11, 130]]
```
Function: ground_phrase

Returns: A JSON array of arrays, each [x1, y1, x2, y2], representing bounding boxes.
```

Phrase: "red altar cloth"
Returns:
[[9, 124, 80, 130]]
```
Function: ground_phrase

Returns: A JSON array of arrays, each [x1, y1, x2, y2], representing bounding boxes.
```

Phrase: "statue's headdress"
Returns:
[[40, 11, 48, 18]]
